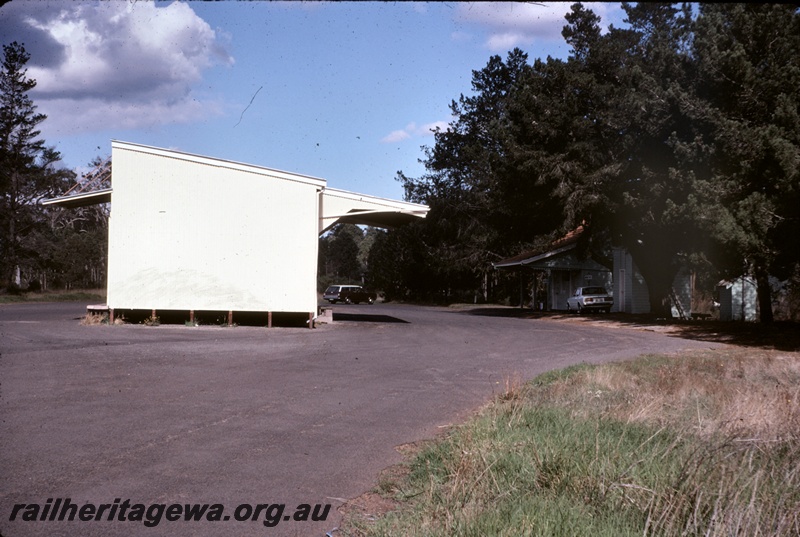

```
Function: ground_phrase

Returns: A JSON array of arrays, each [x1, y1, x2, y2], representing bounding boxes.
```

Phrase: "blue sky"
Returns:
[[1, 1, 627, 201]]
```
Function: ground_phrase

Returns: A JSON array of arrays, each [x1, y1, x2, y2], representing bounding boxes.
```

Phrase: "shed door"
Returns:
[[552, 271, 571, 310]]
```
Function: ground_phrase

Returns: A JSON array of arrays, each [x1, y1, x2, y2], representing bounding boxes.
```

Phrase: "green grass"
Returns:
[[0, 289, 105, 304], [342, 348, 800, 536]]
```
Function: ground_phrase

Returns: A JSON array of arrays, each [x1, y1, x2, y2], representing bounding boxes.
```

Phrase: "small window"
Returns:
[[583, 287, 607, 295]]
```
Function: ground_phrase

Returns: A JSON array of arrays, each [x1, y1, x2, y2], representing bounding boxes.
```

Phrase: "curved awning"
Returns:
[[320, 188, 428, 233]]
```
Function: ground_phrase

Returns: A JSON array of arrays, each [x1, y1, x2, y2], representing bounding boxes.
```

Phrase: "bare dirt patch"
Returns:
[[337, 439, 436, 533]]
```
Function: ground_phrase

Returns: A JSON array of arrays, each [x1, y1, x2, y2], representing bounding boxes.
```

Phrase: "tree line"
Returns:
[[4, 4, 799, 323], [318, 223, 381, 291], [367, 3, 800, 322], [1, 42, 108, 293]]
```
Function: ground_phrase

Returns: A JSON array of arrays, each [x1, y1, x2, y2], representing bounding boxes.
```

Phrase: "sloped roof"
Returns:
[[41, 188, 112, 208], [113, 140, 328, 187], [42, 156, 111, 208], [493, 226, 585, 269]]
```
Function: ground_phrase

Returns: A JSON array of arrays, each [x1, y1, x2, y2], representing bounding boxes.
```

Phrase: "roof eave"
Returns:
[[493, 242, 577, 269], [41, 188, 113, 209]]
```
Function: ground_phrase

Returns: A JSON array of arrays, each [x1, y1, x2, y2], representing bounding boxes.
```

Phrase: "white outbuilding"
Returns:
[[44, 141, 429, 326], [717, 276, 758, 322]]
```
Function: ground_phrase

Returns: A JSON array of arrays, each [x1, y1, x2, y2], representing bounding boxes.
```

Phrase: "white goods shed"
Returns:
[[611, 247, 693, 318], [717, 276, 758, 322], [492, 228, 612, 311], [43, 141, 429, 325]]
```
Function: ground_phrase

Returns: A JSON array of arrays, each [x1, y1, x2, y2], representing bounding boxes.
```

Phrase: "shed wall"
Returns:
[[612, 248, 693, 317], [107, 145, 320, 312], [612, 248, 651, 314], [718, 277, 758, 321]]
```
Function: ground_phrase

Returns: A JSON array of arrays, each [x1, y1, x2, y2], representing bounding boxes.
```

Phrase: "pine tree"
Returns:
[[691, 4, 800, 322], [0, 42, 69, 289]]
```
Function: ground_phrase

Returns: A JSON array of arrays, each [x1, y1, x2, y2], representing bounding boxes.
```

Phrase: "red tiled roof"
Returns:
[[494, 226, 584, 267]]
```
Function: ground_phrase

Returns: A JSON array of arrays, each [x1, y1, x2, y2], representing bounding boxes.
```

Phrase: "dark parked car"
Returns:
[[323, 285, 376, 304], [566, 286, 613, 313]]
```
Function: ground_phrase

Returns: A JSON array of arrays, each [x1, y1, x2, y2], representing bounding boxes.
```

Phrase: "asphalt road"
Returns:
[[0, 301, 722, 537]]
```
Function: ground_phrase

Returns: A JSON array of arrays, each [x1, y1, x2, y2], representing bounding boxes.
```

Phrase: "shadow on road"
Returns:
[[461, 307, 800, 352], [333, 312, 409, 324], [648, 320, 800, 352], [461, 307, 536, 319]]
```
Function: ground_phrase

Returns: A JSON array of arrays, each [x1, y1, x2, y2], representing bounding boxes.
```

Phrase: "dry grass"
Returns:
[[538, 348, 800, 441], [141, 314, 160, 326], [528, 348, 800, 535], [341, 347, 800, 536], [79, 312, 128, 325], [499, 372, 525, 402], [79, 312, 108, 325]]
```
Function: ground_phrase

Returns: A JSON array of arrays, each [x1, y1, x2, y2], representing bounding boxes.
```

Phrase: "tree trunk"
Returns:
[[5, 213, 16, 288], [754, 264, 773, 324], [646, 275, 673, 319]]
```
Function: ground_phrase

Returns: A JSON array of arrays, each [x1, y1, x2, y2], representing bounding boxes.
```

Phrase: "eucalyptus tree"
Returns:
[[31, 156, 110, 290]]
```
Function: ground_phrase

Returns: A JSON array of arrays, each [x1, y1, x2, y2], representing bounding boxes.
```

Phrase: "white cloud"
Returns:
[[486, 32, 530, 52], [1, 0, 233, 135], [381, 129, 412, 143], [455, 1, 568, 51], [454, 2, 623, 52], [450, 30, 473, 43], [42, 96, 224, 134], [381, 121, 450, 144], [420, 121, 449, 134]]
